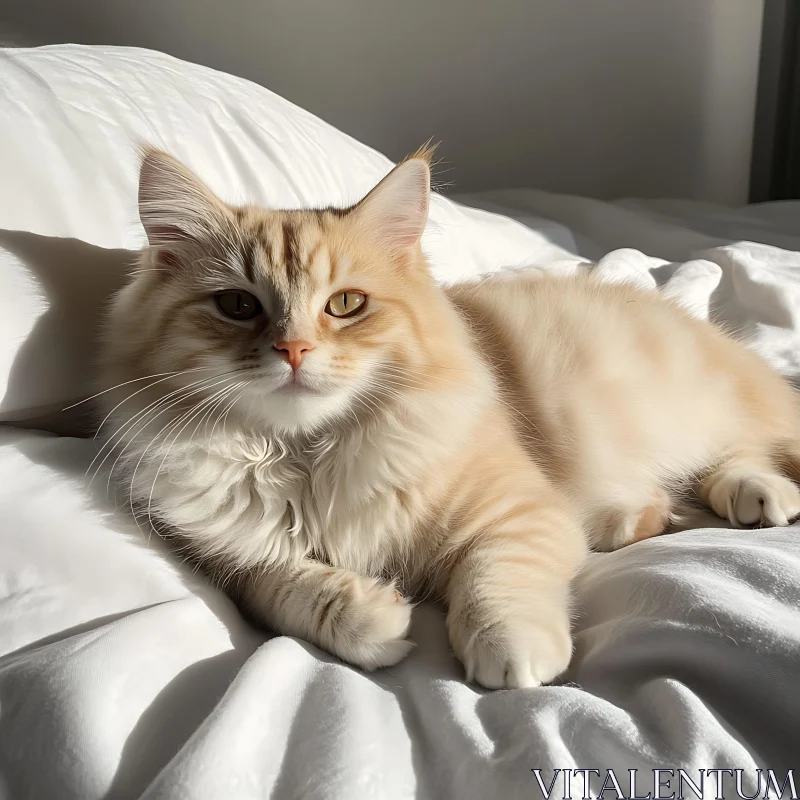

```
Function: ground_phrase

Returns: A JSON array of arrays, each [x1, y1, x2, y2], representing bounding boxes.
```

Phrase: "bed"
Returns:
[[1, 45, 798, 800]]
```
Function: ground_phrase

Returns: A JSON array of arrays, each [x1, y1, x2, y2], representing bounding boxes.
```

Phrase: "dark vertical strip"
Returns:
[[241, 238, 256, 283], [750, 0, 800, 201], [283, 221, 301, 286]]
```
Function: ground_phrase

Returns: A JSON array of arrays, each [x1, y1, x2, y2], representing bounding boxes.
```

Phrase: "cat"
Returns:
[[97, 146, 800, 689]]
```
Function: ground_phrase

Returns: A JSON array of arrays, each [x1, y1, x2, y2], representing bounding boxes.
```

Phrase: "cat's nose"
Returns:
[[274, 340, 316, 371]]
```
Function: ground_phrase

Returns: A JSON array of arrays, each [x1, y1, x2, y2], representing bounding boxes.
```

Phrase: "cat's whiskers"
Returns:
[[128, 381, 240, 538], [189, 382, 242, 449], [98, 370, 257, 500], [92, 367, 231, 441], [211, 381, 251, 443], [127, 268, 172, 277], [352, 386, 387, 419], [63, 366, 217, 411], [125, 373, 248, 494], [90, 369, 248, 484], [101, 389, 196, 493], [362, 359, 490, 379], [204, 380, 250, 442], [104, 389, 223, 498], [92, 374, 229, 484], [202, 383, 237, 440], [144, 380, 248, 535]]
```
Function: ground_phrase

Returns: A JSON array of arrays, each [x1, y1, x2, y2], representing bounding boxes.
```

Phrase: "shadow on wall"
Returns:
[[0, 229, 134, 435]]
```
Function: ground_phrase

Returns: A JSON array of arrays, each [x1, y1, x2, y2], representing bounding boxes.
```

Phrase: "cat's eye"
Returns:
[[215, 290, 263, 321], [325, 291, 367, 319]]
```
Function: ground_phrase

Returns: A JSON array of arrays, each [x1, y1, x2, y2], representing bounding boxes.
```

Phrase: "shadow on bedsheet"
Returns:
[[107, 651, 257, 799], [5, 434, 266, 800], [0, 229, 134, 436], [0, 618, 256, 800], [262, 603, 462, 800]]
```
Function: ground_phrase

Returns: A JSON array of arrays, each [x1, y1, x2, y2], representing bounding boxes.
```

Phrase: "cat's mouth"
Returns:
[[275, 373, 322, 396]]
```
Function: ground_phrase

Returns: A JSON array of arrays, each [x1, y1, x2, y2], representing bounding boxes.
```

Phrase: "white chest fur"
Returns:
[[126, 411, 438, 579]]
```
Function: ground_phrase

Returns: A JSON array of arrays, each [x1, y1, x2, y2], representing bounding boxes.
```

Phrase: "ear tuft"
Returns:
[[137, 147, 232, 253], [353, 147, 433, 251], [406, 139, 438, 168]]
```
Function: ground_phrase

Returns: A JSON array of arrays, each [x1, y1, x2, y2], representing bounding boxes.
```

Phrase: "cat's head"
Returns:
[[105, 147, 461, 434]]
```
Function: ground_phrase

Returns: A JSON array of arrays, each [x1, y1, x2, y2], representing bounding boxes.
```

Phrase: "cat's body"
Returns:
[[449, 273, 800, 548], [98, 148, 800, 688]]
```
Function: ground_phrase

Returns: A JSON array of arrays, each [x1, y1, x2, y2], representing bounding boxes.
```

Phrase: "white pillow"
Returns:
[[0, 44, 575, 427]]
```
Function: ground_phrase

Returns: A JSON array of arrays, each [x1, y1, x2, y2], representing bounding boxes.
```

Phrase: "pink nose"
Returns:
[[274, 340, 315, 370]]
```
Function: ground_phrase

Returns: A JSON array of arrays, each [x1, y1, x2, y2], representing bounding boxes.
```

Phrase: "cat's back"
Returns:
[[446, 269, 694, 380], [446, 269, 796, 503], [446, 268, 784, 387]]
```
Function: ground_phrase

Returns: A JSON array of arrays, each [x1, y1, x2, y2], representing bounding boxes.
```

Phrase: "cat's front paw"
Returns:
[[707, 470, 800, 527], [447, 607, 573, 689], [325, 577, 414, 671]]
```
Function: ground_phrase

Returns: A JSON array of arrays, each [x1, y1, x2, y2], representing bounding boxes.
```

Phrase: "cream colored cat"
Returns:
[[98, 147, 800, 689]]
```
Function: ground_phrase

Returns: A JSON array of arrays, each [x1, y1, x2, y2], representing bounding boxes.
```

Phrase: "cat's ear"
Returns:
[[138, 147, 232, 260], [353, 146, 433, 252]]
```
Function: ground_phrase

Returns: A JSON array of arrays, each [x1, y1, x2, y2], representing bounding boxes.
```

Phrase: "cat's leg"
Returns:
[[593, 488, 672, 551], [445, 486, 586, 690], [695, 452, 800, 528], [241, 559, 414, 670]]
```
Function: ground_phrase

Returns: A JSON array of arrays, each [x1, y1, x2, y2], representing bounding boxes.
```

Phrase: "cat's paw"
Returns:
[[707, 470, 800, 528], [447, 608, 573, 690], [328, 577, 414, 671]]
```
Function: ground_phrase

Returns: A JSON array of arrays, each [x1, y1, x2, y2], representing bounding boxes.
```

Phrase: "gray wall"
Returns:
[[1, 0, 764, 203]]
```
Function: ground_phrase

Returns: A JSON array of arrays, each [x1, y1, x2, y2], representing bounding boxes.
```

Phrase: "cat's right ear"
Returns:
[[137, 148, 233, 262], [351, 145, 433, 254]]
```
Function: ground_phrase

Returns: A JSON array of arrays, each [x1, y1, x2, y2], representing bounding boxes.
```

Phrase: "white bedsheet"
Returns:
[[2, 193, 799, 800]]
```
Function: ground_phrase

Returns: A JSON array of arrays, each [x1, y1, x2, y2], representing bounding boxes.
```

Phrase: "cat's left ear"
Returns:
[[353, 146, 433, 252], [137, 147, 234, 262]]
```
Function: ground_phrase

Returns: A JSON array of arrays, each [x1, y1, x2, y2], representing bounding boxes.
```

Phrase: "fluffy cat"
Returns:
[[97, 147, 800, 689]]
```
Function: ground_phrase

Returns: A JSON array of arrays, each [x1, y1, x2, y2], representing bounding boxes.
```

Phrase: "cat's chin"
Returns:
[[242, 386, 353, 434], [274, 384, 320, 397]]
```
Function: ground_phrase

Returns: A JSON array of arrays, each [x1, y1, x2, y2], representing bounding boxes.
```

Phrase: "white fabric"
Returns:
[[1, 43, 800, 800], [0, 44, 572, 424]]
